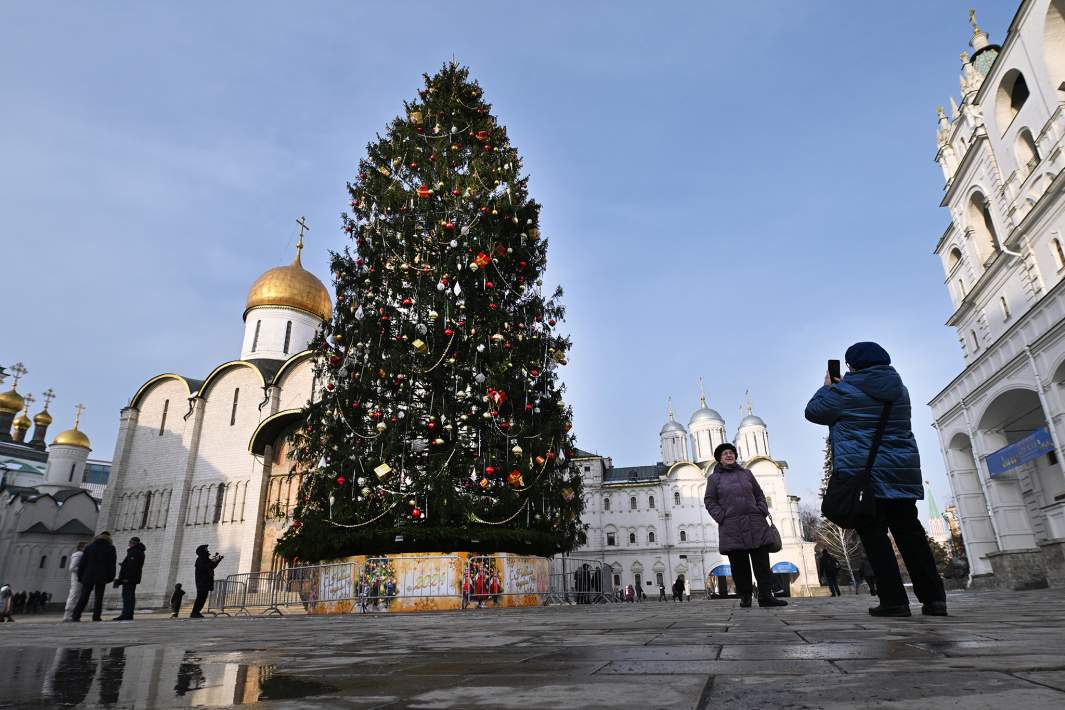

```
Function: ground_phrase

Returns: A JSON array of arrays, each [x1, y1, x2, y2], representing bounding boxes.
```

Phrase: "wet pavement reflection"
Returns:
[[3, 645, 336, 708]]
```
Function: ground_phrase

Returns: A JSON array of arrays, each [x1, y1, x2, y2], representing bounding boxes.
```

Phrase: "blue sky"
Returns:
[[0, 2, 1017, 516]]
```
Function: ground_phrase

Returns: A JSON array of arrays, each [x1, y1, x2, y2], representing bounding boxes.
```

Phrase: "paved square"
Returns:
[[2, 589, 1064, 708]]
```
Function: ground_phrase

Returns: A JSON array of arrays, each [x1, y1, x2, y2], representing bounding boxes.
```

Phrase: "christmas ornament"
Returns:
[[374, 463, 392, 479]]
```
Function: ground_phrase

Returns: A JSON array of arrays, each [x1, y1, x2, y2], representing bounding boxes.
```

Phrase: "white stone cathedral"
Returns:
[[573, 390, 817, 595], [97, 230, 330, 606]]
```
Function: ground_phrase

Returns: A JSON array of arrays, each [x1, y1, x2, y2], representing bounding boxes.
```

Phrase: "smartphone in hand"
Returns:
[[828, 359, 841, 383]]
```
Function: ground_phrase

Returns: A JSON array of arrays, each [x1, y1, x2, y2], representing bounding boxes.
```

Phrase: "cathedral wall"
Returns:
[[276, 358, 315, 413], [177, 366, 268, 586]]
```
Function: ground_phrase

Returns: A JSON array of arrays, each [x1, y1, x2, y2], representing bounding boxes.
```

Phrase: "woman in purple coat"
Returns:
[[704, 443, 787, 608]]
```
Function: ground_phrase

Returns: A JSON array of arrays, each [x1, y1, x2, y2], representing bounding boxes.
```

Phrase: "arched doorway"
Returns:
[[977, 388, 1059, 546], [946, 432, 997, 575]]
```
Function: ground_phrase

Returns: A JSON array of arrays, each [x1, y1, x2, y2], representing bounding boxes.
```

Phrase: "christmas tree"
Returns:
[[277, 63, 584, 562]]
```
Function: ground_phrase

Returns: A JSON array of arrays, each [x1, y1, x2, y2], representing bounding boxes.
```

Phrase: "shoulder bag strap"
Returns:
[[862, 401, 894, 483]]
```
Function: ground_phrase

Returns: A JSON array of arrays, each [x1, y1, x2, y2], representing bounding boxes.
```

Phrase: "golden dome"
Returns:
[[244, 246, 332, 323], [0, 389, 24, 414], [13, 413, 31, 430], [33, 409, 53, 426], [53, 427, 91, 449]]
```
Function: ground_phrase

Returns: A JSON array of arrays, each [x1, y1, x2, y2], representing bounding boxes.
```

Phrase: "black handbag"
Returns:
[[765, 515, 783, 553], [821, 401, 893, 529]]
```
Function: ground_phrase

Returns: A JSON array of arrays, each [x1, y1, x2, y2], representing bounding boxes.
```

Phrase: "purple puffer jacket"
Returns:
[[703, 465, 772, 555]]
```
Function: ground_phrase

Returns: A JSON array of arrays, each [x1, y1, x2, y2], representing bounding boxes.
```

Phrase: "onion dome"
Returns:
[[0, 388, 24, 414], [244, 237, 332, 322], [33, 409, 53, 427], [52, 404, 91, 450], [53, 427, 91, 449], [13, 412, 31, 431], [660, 397, 687, 434], [739, 414, 766, 428], [689, 384, 724, 426]]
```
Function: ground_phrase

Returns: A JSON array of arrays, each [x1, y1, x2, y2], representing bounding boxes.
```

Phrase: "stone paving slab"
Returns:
[[0, 589, 1063, 708]]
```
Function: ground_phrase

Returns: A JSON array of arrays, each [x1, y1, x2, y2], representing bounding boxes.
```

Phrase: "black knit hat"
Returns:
[[845, 341, 891, 371], [714, 443, 737, 461]]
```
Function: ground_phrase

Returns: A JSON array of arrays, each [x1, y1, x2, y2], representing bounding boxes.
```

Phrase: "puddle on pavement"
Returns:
[[0, 645, 337, 707]]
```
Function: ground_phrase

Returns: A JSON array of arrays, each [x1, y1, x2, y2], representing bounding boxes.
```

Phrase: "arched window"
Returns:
[[629, 496, 637, 510], [603, 497, 610, 511], [970, 330, 980, 352], [628, 532, 636, 544], [947, 247, 963, 272], [68, 462, 76, 482], [283, 321, 293, 355], [213, 484, 226, 524], [159, 399, 169, 435], [60, 555, 68, 569], [967, 192, 1000, 262], [140, 491, 153, 529], [957, 278, 967, 298], [1045, 0, 1065, 95], [673, 491, 681, 506], [648, 495, 655, 509], [679, 530, 687, 542], [1015, 128, 1041, 173], [996, 69, 1029, 131], [230, 388, 240, 426], [1000, 296, 1011, 321], [648, 531, 656, 543], [1052, 238, 1065, 270], [39, 555, 47, 569], [251, 320, 262, 352]]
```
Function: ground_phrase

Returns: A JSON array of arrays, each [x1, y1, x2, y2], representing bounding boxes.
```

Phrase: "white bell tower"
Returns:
[[660, 397, 689, 465]]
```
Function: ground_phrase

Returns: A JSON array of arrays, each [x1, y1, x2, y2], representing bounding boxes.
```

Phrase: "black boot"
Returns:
[[739, 593, 752, 608], [868, 604, 911, 617], [922, 601, 948, 616], [758, 596, 788, 607]]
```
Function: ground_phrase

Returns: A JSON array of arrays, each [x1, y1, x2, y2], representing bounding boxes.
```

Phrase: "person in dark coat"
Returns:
[[805, 341, 947, 617], [672, 575, 684, 602], [190, 544, 222, 618], [170, 583, 186, 618], [70, 532, 117, 622], [861, 556, 877, 595], [113, 537, 146, 620], [818, 550, 842, 597], [704, 443, 787, 608]]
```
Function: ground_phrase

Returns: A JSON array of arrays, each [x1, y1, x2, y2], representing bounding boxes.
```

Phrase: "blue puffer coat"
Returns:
[[804, 365, 923, 500]]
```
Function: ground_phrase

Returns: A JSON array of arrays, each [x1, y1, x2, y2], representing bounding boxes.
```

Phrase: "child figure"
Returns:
[[170, 583, 186, 618]]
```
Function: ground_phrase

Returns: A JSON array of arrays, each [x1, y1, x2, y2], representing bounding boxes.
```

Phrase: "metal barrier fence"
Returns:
[[213, 555, 617, 616], [547, 557, 616, 604]]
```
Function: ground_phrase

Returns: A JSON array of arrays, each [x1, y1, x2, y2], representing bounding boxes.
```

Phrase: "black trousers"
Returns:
[[727, 547, 775, 599], [121, 583, 137, 618], [71, 581, 107, 621], [824, 573, 841, 596], [857, 498, 945, 607], [190, 589, 209, 616]]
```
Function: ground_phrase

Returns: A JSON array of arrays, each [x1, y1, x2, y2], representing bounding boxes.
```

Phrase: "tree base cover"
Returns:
[[276, 526, 574, 562]]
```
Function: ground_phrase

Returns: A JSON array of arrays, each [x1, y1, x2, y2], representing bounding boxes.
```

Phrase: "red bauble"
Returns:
[[336, 476, 347, 486], [326, 383, 335, 391], [408, 162, 417, 169], [476, 130, 489, 141], [402, 297, 413, 306], [525, 403, 534, 412], [488, 303, 497, 310], [291, 520, 302, 530], [412, 507, 423, 518], [548, 319, 556, 326], [485, 281, 494, 289], [444, 328, 455, 337], [445, 222, 454, 230], [485, 465, 496, 476], [530, 369, 540, 377], [428, 421, 437, 431], [417, 185, 431, 198]]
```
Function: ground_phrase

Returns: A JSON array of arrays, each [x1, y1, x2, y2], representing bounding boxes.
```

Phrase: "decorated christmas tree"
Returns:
[[277, 63, 584, 561]]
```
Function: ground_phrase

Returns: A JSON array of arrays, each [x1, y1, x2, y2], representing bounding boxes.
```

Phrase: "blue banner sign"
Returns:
[[987, 427, 1055, 478]]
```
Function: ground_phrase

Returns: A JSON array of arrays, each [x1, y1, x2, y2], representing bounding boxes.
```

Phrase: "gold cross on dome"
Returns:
[[22, 394, 35, 413], [41, 388, 55, 410], [969, 8, 980, 33], [296, 216, 310, 256], [74, 403, 86, 428], [10, 362, 27, 388]]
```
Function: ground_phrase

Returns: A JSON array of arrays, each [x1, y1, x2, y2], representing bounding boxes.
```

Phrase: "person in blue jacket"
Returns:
[[805, 342, 947, 618]]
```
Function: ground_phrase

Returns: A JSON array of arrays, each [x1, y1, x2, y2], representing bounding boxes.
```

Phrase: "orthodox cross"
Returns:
[[41, 388, 55, 411], [10, 362, 27, 388], [698, 377, 708, 407], [667, 396, 674, 421], [22, 394, 35, 415], [969, 8, 980, 33], [73, 403, 86, 428], [296, 216, 309, 257], [744, 389, 753, 415]]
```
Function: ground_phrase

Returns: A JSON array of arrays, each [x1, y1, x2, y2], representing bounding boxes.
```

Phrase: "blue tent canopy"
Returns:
[[771, 562, 799, 574], [709, 565, 732, 577]]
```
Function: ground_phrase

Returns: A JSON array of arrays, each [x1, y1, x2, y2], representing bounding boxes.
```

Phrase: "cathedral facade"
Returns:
[[97, 235, 328, 605], [929, 2, 1065, 590], [573, 394, 817, 595]]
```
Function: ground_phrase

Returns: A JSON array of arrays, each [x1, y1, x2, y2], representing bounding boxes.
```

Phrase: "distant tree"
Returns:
[[928, 536, 951, 574], [799, 503, 820, 543]]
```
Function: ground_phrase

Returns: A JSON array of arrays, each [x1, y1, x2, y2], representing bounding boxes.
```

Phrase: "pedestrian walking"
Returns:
[[113, 537, 146, 621], [62, 542, 87, 622], [805, 341, 947, 617], [658, 583, 666, 601], [861, 556, 878, 595], [0, 583, 14, 622], [818, 550, 842, 597], [190, 544, 223, 618], [170, 584, 185, 618], [704, 443, 788, 608], [672, 575, 684, 602], [69, 532, 117, 622]]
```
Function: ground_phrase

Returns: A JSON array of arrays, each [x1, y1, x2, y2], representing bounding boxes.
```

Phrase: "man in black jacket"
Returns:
[[70, 532, 117, 622], [113, 537, 146, 621], [190, 544, 223, 618]]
